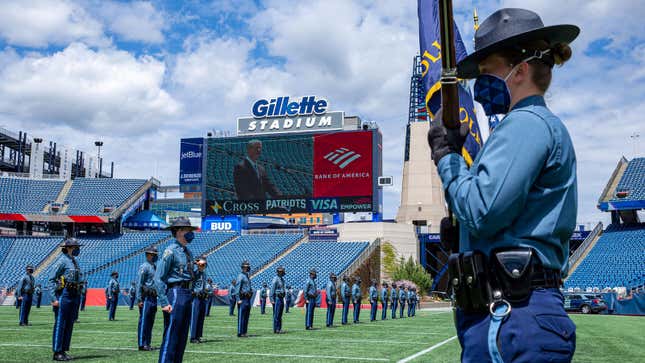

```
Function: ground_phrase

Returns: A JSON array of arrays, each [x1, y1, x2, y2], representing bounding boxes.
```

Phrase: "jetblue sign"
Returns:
[[179, 138, 203, 188], [238, 96, 343, 135]]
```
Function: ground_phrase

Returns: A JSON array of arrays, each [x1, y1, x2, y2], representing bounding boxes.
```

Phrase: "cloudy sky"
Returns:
[[0, 0, 643, 225]]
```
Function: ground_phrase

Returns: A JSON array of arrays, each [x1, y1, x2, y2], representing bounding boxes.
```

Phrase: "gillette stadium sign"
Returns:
[[237, 96, 343, 135]]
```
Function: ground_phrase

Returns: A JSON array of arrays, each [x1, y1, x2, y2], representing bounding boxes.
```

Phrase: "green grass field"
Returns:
[[0, 306, 643, 362]]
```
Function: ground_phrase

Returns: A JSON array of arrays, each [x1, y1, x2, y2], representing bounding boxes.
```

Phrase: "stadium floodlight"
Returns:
[[33, 137, 43, 143]]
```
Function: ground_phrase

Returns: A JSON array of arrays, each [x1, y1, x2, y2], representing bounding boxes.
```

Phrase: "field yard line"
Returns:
[[397, 335, 458, 363], [0, 343, 390, 362]]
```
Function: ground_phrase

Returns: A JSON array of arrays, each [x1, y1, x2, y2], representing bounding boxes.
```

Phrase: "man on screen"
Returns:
[[234, 139, 281, 200]]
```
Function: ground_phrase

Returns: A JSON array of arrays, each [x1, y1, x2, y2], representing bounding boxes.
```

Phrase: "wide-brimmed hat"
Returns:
[[60, 237, 82, 247], [166, 217, 198, 231], [457, 8, 579, 78], [144, 246, 158, 254]]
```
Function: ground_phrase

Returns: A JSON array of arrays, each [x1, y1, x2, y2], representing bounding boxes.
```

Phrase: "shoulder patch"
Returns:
[[163, 249, 173, 258]]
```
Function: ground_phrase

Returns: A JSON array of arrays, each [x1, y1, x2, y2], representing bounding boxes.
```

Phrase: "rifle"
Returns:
[[438, 0, 460, 252]]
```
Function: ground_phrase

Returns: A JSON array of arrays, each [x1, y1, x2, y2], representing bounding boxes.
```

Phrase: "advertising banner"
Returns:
[[179, 138, 204, 189]]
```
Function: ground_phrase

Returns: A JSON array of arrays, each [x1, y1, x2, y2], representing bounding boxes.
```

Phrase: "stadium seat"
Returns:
[[0, 177, 65, 214], [0, 236, 62, 287], [64, 178, 147, 215]]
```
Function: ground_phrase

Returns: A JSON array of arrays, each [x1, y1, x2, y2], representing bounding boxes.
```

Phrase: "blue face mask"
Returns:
[[473, 70, 514, 116], [151, 255, 159, 263], [184, 231, 195, 243], [71, 248, 80, 257]]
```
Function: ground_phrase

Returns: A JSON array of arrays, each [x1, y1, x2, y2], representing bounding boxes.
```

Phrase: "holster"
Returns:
[[490, 247, 534, 304], [448, 251, 491, 314]]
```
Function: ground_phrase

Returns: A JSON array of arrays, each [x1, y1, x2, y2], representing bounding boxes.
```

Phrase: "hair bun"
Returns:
[[552, 43, 572, 65]]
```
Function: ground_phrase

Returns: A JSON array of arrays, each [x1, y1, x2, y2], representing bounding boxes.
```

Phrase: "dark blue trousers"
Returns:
[[159, 288, 192, 363], [273, 297, 284, 332], [391, 299, 398, 319], [408, 301, 413, 317], [130, 295, 136, 310], [108, 296, 118, 320], [105, 294, 109, 310], [19, 293, 33, 325], [36, 294, 42, 308], [79, 293, 86, 311], [260, 297, 266, 314], [138, 296, 157, 348], [370, 299, 377, 321], [15, 297, 20, 309], [190, 297, 206, 340], [285, 298, 291, 313], [341, 297, 350, 324], [237, 297, 251, 336], [381, 300, 388, 320], [456, 288, 576, 363], [206, 296, 213, 316], [305, 297, 316, 329], [326, 299, 336, 327], [353, 299, 361, 323], [52, 288, 80, 353], [229, 296, 236, 316], [399, 301, 406, 318]]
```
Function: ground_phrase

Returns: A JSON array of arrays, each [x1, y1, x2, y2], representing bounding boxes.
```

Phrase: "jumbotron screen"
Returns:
[[203, 130, 378, 215]]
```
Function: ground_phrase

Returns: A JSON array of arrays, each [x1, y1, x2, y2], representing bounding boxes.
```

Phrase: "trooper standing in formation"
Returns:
[[136, 246, 158, 351], [128, 281, 137, 310], [259, 282, 268, 314], [79, 281, 87, 312], [270, 266, 286, 334], [285, 285, 293, 313], [155, 217, 199, 363], [104, 284, 109, 311], [304, 269, 318, 330], [205, 278, 214, 317], [228, 278, 237, 316], [236, 260, 253, 337], [369, 279, 378, 322], [340, 275, 351, 325], [352, 277, 362, 323], [390, 283, 398, 319], [107, 271, 120, 321], [16, 264, 35, 326], [190, 255, 208, 344], [408, 287, 417, 317], [49, 237, 83, 361], [35, 283, 43, 309], [399, 285, 407, 319], [325, 273, 337, 327], [380, 282, 389, 320]]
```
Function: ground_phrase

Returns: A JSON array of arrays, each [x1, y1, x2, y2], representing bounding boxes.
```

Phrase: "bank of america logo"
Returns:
[[323, 148, 361, 169]]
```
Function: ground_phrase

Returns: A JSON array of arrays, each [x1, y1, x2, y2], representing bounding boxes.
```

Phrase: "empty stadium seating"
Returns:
[[64, 178, 147, 215], [251, 241, 370, 290], [204, 233, 304, 287], [0, 236, 61, 287], [0, 177, 64, 213], [35, 232, 169, 287], [566, 223, 645, 290], [613, 157, 645, 201]]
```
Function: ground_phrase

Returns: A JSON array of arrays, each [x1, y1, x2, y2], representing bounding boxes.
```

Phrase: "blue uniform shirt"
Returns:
[[399, 289, 407, 302], [236, 272, 252, 297], [260, 287, 268, 298], [205, 281, 213, 295], [154, 240, 196, 307], [325, 280, 337, 302], [16, 273, 35, 295], [391, 288, 398, 301], [351, 284, 361, 301], [380, 287, 388, 302], [305, 277, 317, 298], [48, 254, 82, 303], [271, 276, 285, 300], [108, 278, 120, 299], [229, 283, 238, 300], [437, 95, 577, 274], [369, 286, 378, 301], [136, 260, 155, 304], [193, 270, 206, 294], [129, 286, 136, 297], [341, 282, 350, 299]]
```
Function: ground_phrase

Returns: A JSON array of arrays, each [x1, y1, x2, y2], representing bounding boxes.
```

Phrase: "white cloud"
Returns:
[[0, 0, 107, 48], [98, 1, 165, 44], [0, 43, 180, 135]]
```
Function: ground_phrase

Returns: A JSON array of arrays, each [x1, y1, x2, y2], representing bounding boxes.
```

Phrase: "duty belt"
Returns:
[[168, 281, 192, 289]]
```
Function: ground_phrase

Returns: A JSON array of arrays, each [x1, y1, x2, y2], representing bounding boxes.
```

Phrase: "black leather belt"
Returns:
[[529, 266, 562, 288], [168, 281, 192, 289]]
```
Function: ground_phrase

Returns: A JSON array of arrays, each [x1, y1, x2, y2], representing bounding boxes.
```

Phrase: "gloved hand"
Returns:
[[427, 112, 469, 166]]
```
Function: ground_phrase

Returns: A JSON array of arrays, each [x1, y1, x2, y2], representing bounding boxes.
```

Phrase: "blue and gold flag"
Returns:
[[418, 0, 482, 165]]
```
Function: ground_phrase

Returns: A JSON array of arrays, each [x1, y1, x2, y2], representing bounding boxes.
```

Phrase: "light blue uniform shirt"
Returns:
[[108, 278, 120, 299], [380, 287, 388, 302], [16, 273, 35, 295], [136, 260, 155, 304], [399, 289, 407, 302], [48, 254, 82, 302], [326, 280, 337, 303], [236, 272, 252, 297], [351, 283, 361, 302], [154, 240, 195, 307], [341, 282, 350, 300], [305, 277, 317, 298], [437, 95, 577, 274], [271, 276, 285, 300], [369, 286, 378, 301]]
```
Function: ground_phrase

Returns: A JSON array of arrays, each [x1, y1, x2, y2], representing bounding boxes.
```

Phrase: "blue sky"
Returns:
[[0, 0, 643, 226]]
